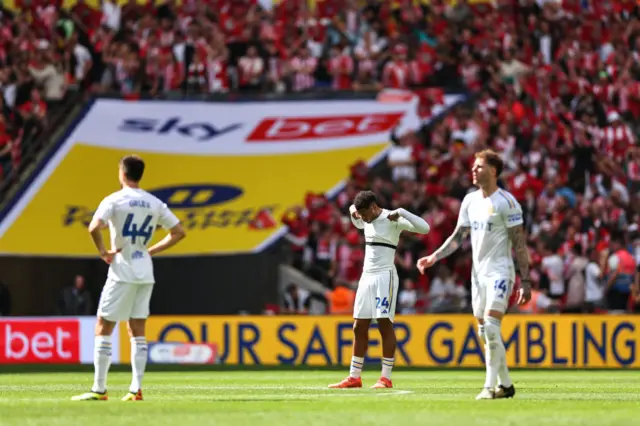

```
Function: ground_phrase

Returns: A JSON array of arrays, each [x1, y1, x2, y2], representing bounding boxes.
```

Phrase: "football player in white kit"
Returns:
[[72, 155, 186, 401], [417, 150, 531, 399], [417, 150, 531, 400], [329, 191, 430, 389]]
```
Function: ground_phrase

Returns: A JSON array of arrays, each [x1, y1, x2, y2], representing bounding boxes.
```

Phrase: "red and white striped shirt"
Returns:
[[290, 55, 317, 92], [328, 53, 354, 90], [208, 57, 228, 92], [383, 60, 410, 89], [601, 124, 634, 161], [238, 56, 264, 86]]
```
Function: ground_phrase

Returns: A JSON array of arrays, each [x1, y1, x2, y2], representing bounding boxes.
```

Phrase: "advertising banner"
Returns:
[[0, 317, 120, 364], [122, 315, 640, 368], [0, 95, 463, 256]]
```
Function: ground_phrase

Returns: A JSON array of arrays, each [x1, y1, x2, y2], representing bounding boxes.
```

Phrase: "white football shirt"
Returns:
[[351, 209, 417, 273], [458, 188, 523, 281], [93, 187, 180, 284]]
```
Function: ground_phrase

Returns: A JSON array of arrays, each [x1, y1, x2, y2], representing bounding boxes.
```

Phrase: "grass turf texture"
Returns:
[[0, 370, 638, 426]]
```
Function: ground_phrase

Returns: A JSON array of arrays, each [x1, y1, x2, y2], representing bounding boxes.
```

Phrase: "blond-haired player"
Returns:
[[417, 150, 531, 400], [72, 155, 186, 402]]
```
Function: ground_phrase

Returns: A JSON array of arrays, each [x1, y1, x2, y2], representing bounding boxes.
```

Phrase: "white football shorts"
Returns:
[[97, 279, 154, 322], [353, 268, 399, 322], [471, 273, 514, 319]]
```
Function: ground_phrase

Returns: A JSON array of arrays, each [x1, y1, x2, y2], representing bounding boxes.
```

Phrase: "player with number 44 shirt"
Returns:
[[72, 155, 186, 402]]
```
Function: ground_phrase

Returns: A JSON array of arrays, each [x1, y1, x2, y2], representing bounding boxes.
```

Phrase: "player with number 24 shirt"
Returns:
[[72, 155, 186, 402]]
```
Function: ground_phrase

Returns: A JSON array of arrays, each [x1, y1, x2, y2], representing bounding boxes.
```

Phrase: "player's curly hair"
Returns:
[[475, 149, 504, 177], [354, 190, 377, 210]]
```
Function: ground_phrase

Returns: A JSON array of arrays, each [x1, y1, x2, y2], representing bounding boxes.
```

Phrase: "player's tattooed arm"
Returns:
[[433, 224, 470, 261], [508, 225, 531, 291]]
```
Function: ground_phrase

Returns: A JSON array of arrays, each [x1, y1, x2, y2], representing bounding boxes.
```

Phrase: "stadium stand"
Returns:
[[0, 0, 639, 315]]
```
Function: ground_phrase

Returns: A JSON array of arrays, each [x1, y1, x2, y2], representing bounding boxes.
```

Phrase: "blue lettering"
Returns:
[[612, 322, 635, 367], [426, 322, 454, 364], [457, 324, 484, 364], [527, 323, 545, 364], [128, 200, 150, 209], [394, 322, 411, 365], [238, 323, 261, 365], [503, 325, 519, 365], [572, 322, 577, 365], [336, 323, 353, 365], [365, 323, 381, 364], [219, 323, 229, 363], [301, 326, 332, 365], [551, 322, 568, 365], [472, 221, 493, 231], [120, 117, 242, 141], [583, 322, 606, 364], [158, 323, 194, 342], [277, 323, 298, 365]]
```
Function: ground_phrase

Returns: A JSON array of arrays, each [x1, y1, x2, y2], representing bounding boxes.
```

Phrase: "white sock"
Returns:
[[130, 337, 148, 393], [498, 355, 513, 388], [381, 357, 394, 380], [477, 324, 485, 341], [92, 335, 112, 393], [349, 356, 364, 378], [483, 317, 504, 389]]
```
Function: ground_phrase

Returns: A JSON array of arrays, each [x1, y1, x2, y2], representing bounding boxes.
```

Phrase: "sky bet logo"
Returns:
[[62, 184, 277, 230], [118, 117, 242, 141]]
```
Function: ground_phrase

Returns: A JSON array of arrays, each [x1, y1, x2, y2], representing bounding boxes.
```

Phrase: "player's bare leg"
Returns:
[[122, 318, 147, 401], [328, 319, 370, 388], [371, 319, 395, 389], [72, 317, 115, 401], [477, 310, 513, 400]]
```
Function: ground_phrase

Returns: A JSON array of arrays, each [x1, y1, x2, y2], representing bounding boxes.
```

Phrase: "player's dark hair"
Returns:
[[120, 155, 145, 182], [475, 149, 504, 177], [354, 190, 377, 210]]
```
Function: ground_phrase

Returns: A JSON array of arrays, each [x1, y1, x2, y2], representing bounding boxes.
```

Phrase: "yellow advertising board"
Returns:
[[1, 96, 463, 256], [120, 315, 640, 368]]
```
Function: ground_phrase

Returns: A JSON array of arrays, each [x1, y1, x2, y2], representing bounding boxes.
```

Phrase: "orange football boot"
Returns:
[[328, 376, 362, 388], [370, 377, 393, 389]]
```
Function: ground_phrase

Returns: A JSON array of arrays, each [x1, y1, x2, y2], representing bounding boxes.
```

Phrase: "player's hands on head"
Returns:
[[416, 255, 436, 274], [349, 205, 361, 220], [100, 248, 122, 265], [387, 211, 400, 221]]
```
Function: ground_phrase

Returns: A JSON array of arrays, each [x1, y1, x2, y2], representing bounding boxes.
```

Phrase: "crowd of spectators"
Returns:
[[281, 0, 640, 316], [0, 0, 464, 190]]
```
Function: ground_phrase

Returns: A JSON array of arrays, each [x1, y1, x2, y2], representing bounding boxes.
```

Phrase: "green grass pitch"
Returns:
[[0, 369, 638, 426]]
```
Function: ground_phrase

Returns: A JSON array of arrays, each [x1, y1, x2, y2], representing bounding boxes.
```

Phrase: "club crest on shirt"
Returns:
[[487, 203, 495, 215]]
